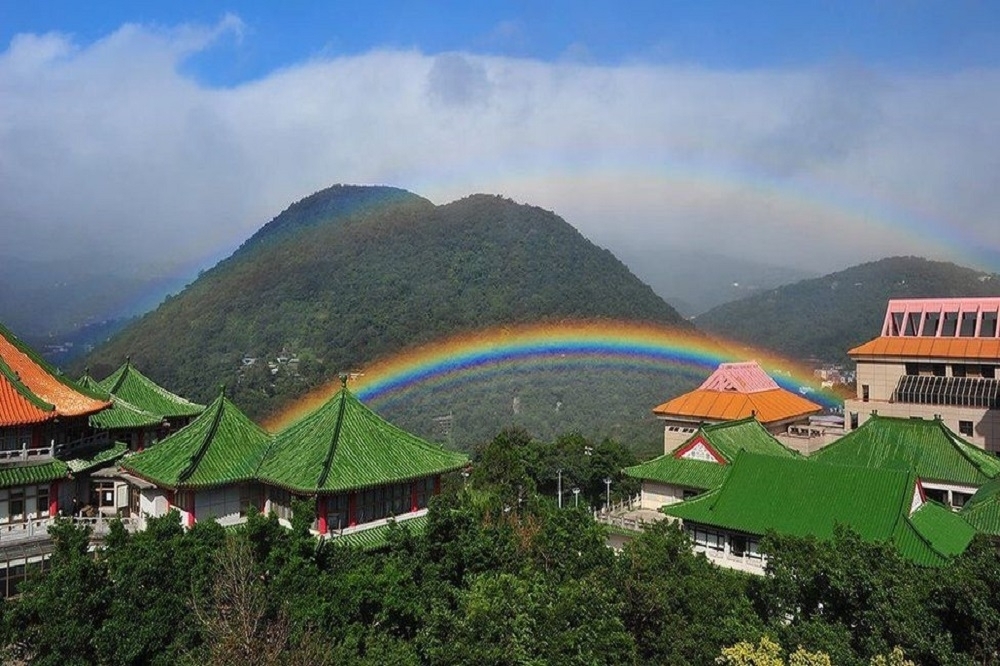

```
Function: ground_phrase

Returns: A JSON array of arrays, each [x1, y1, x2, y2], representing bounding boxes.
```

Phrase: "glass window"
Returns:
[[942, 312, 959, 337], [980, 311, 998, 338], [922, 312, 940, 336], [960, 312, 978, 337], [731, 535, 747, 557], [959, 420, 974, 437]]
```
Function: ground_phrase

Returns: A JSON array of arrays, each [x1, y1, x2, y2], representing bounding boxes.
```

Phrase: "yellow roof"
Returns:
[[849, 337, 1000, 361]]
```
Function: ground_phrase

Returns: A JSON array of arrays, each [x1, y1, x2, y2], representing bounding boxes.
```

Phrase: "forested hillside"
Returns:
[[695, 256, 1000, 365], [80, 185, 690, 448]]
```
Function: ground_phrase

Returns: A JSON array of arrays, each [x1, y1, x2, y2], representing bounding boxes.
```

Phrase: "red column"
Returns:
[[317, 496, 328, 535], [137, 430, 145, 452], [348, 491, 357, 527], [31, 426, 42, 449], [187, 491, 196, 528], [48, 481, 59, 517], [410, 481, 419, 512]]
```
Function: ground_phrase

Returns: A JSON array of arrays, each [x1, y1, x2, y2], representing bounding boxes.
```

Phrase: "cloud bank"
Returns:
[[2, 17, 999, 279]]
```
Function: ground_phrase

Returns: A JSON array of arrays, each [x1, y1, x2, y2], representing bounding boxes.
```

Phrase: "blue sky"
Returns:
[[5, 1, 999, 83], [1, 1, 999, 278]]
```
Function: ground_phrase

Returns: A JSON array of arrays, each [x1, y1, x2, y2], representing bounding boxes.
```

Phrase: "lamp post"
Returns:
[[461, 470, 469, 487], [557, 468, 563, 508], [572, 487, 580, 508], [604, 477, 612, 512]]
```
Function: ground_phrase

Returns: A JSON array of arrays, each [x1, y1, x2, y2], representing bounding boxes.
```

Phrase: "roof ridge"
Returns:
[[177, 391, 227, 484], [316, 388, 349, 489], [0, 321, 108, 402]]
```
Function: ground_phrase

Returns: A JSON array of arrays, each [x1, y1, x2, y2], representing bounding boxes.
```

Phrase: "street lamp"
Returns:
[[572, 487, 580, 508], [604, 477, 612, 512], [557, 468, 563, 509]]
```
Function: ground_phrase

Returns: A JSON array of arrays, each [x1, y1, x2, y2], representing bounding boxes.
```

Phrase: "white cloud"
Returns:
[[1, 18, 998, 280]]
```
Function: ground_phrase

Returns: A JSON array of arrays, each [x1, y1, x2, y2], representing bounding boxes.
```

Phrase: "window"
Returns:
[[36, 486, 48, 517], [922, 312, 941, 336], [924, 488, 947, 505], [862, 385, 869, 402], [905, 312, 921, 336], [682, 489, 700, 500], [981, 312, 998, 338], [952, 492, 973, 509], [9, 489, 24, 521], [747, 539, 763, 560], [942, 312, 959, 337], [952, 364, 967, 378], [850, 413, 859, 430], [959, 420, 974, 437], [731, 535, 747, 557], [91, 482, 116, 509], [960, 312, 978, 337], [690, 526, 724, 552], [984, 366, 997, 379]]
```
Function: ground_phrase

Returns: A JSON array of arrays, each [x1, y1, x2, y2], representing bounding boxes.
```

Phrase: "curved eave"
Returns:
[[258, 462, 467, 497]]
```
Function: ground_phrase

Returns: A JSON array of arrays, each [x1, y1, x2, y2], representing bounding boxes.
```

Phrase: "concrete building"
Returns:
[[845, 297, 1000, 454]]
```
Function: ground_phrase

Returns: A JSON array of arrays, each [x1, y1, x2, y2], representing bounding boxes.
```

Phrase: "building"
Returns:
[[663, 452, 976, 574], [811, 414, 1000, 510], [846, 297, 1000, 453], [653, 361, 824, 454], [118, 389, 272, 531], [624, 417, 798, 510], [0, 323, 113, 595], [122, 378, 469, 540], [960, 478, 1000, 536], [257, 381, 469, 537]]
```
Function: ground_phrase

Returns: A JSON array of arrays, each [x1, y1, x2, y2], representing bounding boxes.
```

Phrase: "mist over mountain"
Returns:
[[614, 246, 817, 317], [695, 256, 1000, 365], [79, 185, 693, 448]]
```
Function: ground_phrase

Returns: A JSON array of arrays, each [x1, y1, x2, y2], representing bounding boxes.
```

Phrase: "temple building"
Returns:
[[121, 378, 469, 539], [845, 297, 1000, 453], [625, 417, 798, 510], [960, 478, 1000, 536], [257, 381, 469, 537], [663, 452, 976, 574], [119, 389, 272, 531], [653, 361, 825, 454], [811, 414, 1000, 510], [0, 323, 112, 595]]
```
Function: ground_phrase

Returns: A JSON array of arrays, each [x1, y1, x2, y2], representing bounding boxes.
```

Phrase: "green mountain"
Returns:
[[694, 256, 1000, 365], [79, 185, 691, 450]]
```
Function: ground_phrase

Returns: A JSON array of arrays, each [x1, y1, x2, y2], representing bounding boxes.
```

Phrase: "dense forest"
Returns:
[[696, 257, 1000, 365], [4, 429, 998, 666], [77, 185, 691, 448]]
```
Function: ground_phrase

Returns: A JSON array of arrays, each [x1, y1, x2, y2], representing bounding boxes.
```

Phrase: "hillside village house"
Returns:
[[652, 361, 829, 454], [845, 297, 1000, 453], [625, 417, 799, 510]]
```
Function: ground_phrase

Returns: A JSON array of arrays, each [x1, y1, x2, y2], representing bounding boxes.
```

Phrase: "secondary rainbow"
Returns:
[[265, 320, 839, 431]]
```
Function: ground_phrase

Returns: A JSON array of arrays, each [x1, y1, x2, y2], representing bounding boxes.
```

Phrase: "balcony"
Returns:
[[0, 431, 112, 464]]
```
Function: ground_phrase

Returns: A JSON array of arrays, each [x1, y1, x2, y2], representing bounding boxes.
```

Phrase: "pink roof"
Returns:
[[698, 361, 779, 393], [879, 298, 1000, 339]]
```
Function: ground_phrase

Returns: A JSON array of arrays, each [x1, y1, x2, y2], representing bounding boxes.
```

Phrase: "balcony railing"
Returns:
[[0, 431, 111, 464], [0, 514, 137, 545]]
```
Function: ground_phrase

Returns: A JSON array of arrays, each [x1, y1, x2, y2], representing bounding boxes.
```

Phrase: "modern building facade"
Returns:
[[846, 297, 1000, 454]]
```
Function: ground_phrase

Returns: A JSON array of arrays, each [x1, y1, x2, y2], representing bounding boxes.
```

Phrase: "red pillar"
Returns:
[[348, 491, 357, 527], [410, 481, 419, 513], [48, 481, 59, 517], [137, 430, 145, 452], [317, 496, 328, 535], [186, 491, 196, 528], [31, 426, 42, 449]]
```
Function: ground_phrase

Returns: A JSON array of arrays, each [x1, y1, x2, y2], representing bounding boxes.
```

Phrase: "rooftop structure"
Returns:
[[664, 452, 977, 573], [812, 414, 1000, 509], [97, 359, 204, 424], [653, 361, 822, 454], [960, 477, 1000, 536], [625, 417, 797, 509], [0, 323, 108, 426], [846, 298, 1000, 453]]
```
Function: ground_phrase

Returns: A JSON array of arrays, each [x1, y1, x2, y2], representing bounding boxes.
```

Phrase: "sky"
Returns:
[[2, 1, 1000, 284]]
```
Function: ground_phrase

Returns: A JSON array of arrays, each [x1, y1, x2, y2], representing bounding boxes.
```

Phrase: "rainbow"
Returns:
[[264, 320, 842, 431]]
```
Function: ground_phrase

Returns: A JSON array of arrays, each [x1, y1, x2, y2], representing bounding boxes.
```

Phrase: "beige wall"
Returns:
[[855, 360, 907, 402], [661, 421, 700, 454], [640, 481, 688, 510]]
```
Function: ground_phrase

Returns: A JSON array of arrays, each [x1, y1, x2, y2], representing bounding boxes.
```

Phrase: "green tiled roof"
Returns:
[[664, 452, 973, 566], [812, 415, 1000, 486], [0, 460, 68, 489], [960, 477, 1000, 535], [625, 417, 795, 491], [79, 372, 163, 430], [98, 359, 204, 420], [66, 441, 128, 473], [121, 391, 271, 489], [258, 387, 468, 494], [331, 514, 428, 551]]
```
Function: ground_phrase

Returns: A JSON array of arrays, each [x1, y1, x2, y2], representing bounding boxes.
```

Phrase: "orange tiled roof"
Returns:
[[653, 387, 821, 424], [849, 337, 1000, 361], [0, 324, 109, 427]]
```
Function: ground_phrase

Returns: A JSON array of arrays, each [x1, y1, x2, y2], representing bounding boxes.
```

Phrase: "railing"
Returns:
[[0, 514, 137, 544], [0, 432, 112, 463]]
